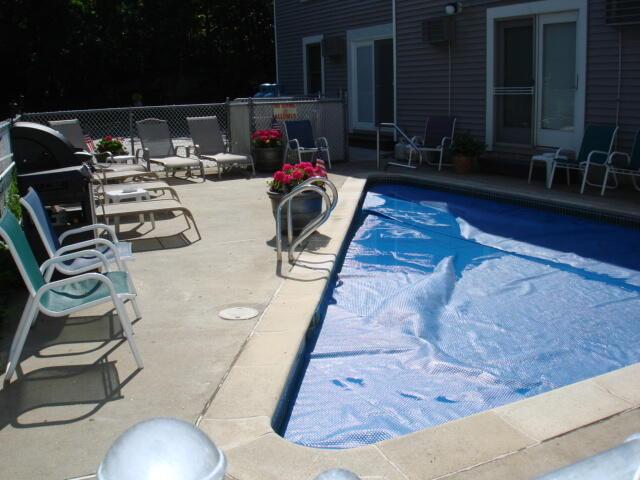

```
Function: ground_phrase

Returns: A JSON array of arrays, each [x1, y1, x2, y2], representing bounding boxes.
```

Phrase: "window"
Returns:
[[303, 35, 324, 95]]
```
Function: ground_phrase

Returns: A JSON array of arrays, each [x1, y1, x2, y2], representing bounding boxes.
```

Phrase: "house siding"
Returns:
[[586, 0, 640, 150], [275, 0, 639, 150], [395, 0, 640, 150], [274, 0, 392, 97]]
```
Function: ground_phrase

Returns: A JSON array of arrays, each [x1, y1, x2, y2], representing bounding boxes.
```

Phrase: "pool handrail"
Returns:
[[275, 176, 338, 263], [377, 122, 423, 170]]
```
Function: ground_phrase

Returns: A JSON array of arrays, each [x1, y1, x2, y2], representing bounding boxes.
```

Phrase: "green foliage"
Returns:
[[0, 175, 24, 324], [5, 174, 21, 221], [0, 0, 276, 115], [451, 131, 486, 158], [96, 136, 127, 155]]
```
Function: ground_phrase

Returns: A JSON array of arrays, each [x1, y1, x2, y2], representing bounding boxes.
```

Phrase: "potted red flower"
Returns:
[[252, 128, 283, 172], [94, 135, 128, 162], [95, 135, 128, 155], [267, 162, 327, 232]]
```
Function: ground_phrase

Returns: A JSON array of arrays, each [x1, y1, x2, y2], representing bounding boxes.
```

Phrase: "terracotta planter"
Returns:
[[268, 189, 323, 233], [452, 154, 475, 174], [254, 146, 283, 173]]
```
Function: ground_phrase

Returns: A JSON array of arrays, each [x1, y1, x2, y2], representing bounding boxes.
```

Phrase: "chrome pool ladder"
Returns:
[[376, 122, 423, 170], [276, 176, 339, 263]]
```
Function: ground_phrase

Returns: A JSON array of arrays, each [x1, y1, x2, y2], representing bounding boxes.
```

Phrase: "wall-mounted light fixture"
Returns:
[[445, 2, 462, 15]]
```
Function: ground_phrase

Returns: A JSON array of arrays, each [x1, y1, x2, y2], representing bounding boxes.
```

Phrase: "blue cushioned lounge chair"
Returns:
[[283, 120, 331, 168], [0, 211, 143, 382]]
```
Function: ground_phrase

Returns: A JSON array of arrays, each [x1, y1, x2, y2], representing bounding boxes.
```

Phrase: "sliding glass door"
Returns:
[[350, 37, 394, 130], [536, 12, 579, 149]]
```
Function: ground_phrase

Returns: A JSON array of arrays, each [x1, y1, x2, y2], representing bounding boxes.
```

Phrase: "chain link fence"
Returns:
[[232, 96, 347, 163], [20, 96, 348, 164], [21, 103, 229, 156]]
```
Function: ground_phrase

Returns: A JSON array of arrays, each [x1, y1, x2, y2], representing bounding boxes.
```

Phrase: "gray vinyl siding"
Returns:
[[585, 0, 640, 150], [395, 0, 640, 151], [275, 0, 640, 150], [275, 0, 392, 97]]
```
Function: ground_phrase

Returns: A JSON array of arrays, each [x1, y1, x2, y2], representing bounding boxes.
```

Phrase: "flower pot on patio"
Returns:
[[450, 131, 485, 175], [95, 136, 128, 158], [268, 189, 323, 233], [267, 162, 328, 233], [253, 146, 283, 173], [252, 129, 284, 173], [452, 154, 475, 174]]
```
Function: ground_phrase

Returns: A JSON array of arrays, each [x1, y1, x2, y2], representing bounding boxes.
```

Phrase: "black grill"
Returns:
[[10, 122, 95, 262]]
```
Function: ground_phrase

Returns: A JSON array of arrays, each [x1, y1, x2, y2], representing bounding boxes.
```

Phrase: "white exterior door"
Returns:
[[486, 0, 587, 151], [535, 11, 582, 149]]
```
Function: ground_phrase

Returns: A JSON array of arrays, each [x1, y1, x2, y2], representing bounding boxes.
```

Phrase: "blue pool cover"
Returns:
[[280, 183, 640, 449]]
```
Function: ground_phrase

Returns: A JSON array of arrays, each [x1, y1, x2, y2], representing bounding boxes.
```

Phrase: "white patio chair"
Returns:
[[0, 211, 143, 382]]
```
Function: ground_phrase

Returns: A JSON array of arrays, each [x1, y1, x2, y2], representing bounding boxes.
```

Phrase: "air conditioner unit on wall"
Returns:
[[606, 0, 640, 25], [422, 16, 455, 43], [322, 35, 346, 62]]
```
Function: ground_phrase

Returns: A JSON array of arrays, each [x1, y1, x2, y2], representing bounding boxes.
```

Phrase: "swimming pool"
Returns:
[[279, 182, 640, 449]]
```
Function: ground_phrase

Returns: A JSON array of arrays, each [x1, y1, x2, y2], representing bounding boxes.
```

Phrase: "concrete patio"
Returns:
[[0, 153, 638, 480]]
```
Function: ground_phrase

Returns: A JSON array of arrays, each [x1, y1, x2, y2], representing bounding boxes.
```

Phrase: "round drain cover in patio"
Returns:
[[218, 306, 259, 320]]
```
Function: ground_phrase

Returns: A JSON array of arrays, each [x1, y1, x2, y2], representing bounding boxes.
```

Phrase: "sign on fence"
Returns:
[[273, 104, 298, 121]]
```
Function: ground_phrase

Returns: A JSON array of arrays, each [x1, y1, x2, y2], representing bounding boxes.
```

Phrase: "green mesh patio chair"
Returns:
[[20, 187, 136, 279], [601, 130, 640, 196], [548, 125, 618, 194], [0, 211, 143, 383]]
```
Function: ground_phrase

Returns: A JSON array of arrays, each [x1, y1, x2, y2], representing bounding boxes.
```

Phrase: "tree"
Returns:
[[0, 0, 275, 116]]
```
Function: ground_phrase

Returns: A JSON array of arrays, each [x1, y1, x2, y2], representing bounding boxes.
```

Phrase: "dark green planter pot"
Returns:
[[94, 151, 128, 163], [254, 147, 283, 173], [268, 189, 323, 233]]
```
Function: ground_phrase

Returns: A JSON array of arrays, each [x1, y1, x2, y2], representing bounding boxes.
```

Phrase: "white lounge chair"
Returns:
[[136, 118, 205, 181], [48, 118, 142, 171], [187, 116, 254, 179]]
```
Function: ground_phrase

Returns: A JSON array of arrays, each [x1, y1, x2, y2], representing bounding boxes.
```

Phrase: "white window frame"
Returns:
[[347, 23, 394, 131], [303, 35, 324, 95], [485, 0, 588, 151]]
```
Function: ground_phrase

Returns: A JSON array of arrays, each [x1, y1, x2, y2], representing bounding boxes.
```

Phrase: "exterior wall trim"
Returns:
[[303, 34, 325, 95], [485, 0, 589, 151]]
